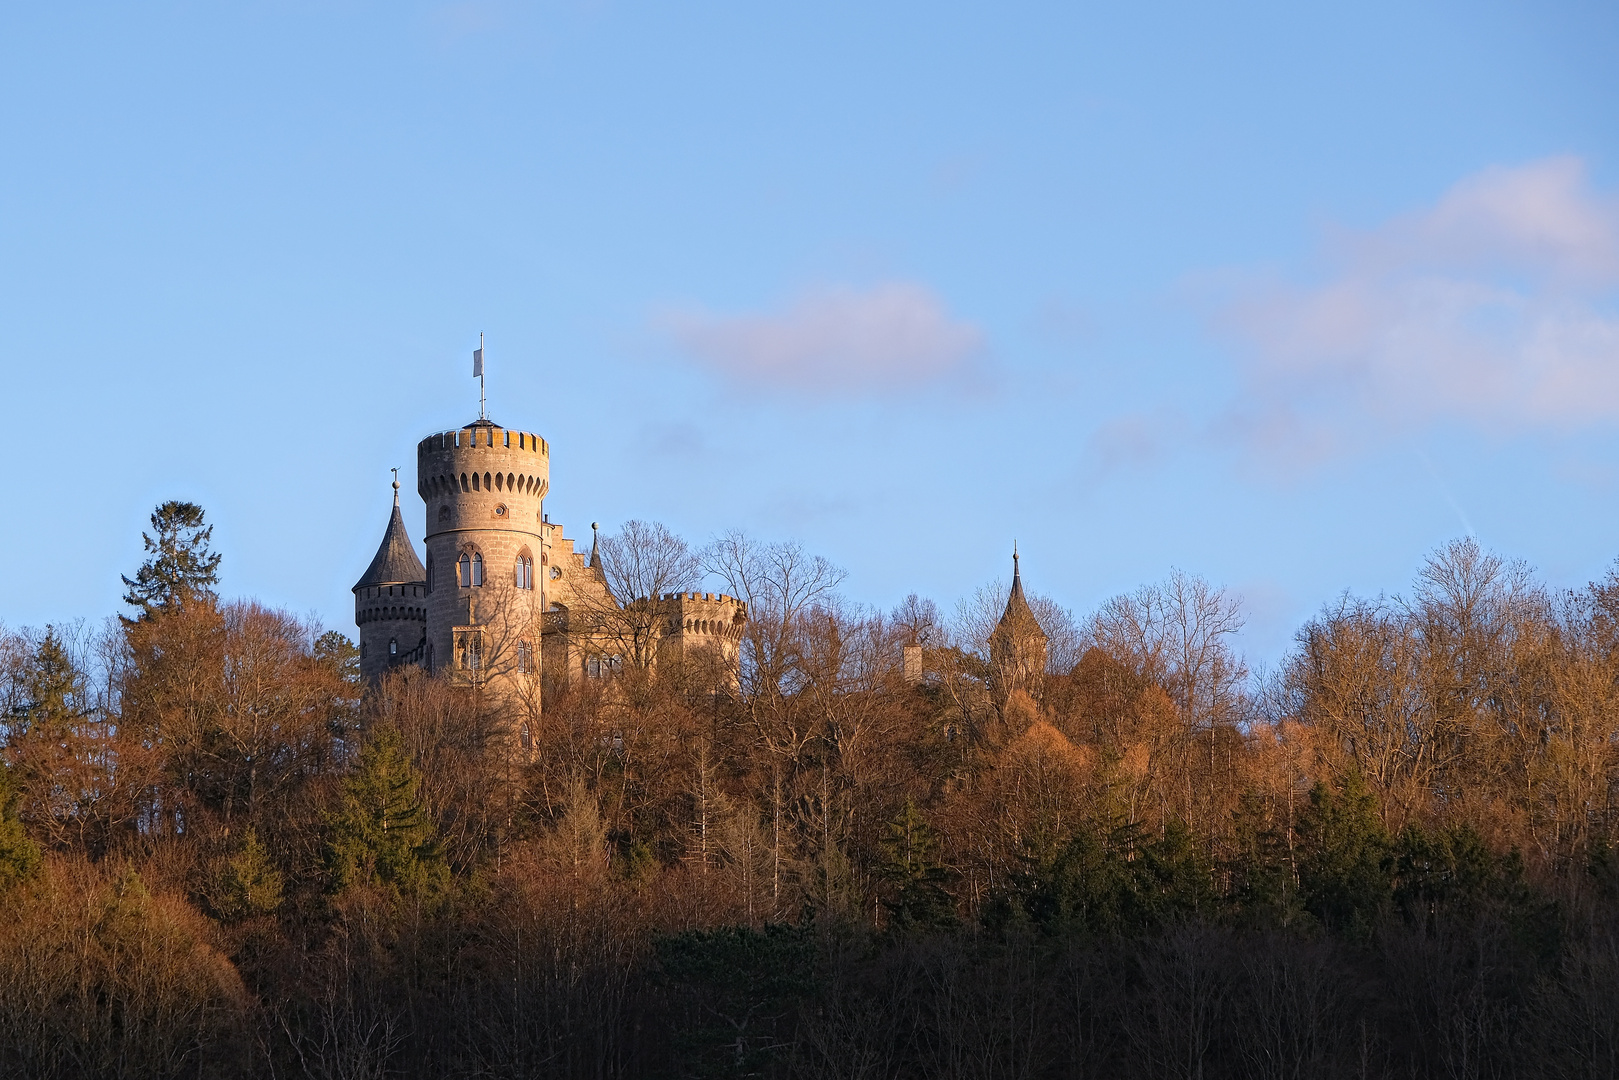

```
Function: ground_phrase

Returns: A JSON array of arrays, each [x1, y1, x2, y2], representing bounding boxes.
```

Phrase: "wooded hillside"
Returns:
[[2, 506, 1617, 1079]]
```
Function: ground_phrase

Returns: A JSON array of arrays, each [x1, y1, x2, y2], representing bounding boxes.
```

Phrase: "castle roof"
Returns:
[[993, 547, 1047, 644], [353, 487, 427, 592]]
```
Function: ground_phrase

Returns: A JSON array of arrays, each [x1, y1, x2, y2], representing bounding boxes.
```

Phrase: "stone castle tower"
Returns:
[[417, 419, 549, 694], [355, 407, 746, 707], [352, 477, 429, 682]]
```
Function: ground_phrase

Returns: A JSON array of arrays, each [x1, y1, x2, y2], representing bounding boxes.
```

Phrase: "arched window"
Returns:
[[458, 552, 471, 587], [515, 553, 533, 590], [517, 640, 531, 673], [471, 552, 484, 586], [389, 638, 398, 657]]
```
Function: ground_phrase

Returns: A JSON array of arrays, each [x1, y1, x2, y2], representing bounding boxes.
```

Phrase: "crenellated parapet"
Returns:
[[658, 592, 748, 643]]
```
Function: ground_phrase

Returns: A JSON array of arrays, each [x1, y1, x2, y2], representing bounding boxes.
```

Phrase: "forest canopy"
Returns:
[[2, 508, 1618, 1079]]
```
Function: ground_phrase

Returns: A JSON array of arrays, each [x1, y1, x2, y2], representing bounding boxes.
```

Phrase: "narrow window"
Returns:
[[461, 473, 469, 492], [471, 552, 484, 586], [426, 553, 434, 592], [472, 472, 480, 491], [458, 553, 471, 587], [389, 638, 398, 657]]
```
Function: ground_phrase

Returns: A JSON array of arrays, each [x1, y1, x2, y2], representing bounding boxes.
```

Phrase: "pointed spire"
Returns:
[[353, 475, 427, 592], [995, 542, 1044, 640], [589, 522, 602, 570]]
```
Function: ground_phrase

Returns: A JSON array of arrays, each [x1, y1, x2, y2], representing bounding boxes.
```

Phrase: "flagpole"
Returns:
[[479, 332, 487, 421]]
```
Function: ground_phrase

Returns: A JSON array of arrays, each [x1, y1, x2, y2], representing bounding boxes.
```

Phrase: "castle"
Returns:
[[352, 417, 747, 707]]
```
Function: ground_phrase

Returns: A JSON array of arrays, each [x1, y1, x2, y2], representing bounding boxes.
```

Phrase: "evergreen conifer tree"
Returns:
[[325, 725, 448, 898], [878, 799, 958, 932], [121, 501, 222, 620], [211, 828, 284, 921], [1296, 770, 1392, 939], [0, 764, 42, 891]]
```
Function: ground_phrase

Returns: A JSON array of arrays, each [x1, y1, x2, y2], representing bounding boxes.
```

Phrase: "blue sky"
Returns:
[[2, 0, 1617, 665]]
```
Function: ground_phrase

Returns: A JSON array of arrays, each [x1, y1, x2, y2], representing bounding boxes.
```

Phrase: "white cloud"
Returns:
[[1214, 157, 1619, 452], [660, 282, 985, 394]]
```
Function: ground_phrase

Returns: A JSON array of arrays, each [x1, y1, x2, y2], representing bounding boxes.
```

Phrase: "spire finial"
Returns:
[[589, 522, 602, 570], [391, 467, 400, 506]]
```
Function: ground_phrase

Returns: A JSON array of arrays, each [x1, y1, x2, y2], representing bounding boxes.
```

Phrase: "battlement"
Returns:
[[658, 591, 747, 640], [418, 423, 551, 506], [417, 425, 549, 457], [659, 591, 745, 607]]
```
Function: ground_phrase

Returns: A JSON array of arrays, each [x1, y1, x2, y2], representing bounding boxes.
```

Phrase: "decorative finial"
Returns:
[[391, 467, 400, 506]]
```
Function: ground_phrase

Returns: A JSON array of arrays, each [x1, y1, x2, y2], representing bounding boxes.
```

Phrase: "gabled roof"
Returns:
[[353, 492, 427, 591]]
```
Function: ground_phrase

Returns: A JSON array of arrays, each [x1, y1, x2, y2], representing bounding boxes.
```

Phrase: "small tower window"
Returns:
[[458, 553, 471, 587], [389, 638, 398, 657], [472, 552, 484, 586], [426, 553, 434, 593], [515, 554, 533, 590]]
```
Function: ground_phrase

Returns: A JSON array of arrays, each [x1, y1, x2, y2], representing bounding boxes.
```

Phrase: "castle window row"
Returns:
[[425, 472, 542, 498]]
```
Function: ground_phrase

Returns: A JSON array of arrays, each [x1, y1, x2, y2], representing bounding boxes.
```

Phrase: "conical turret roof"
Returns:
[[995, 547, 1047, 642], [353, 486, 427, 592]]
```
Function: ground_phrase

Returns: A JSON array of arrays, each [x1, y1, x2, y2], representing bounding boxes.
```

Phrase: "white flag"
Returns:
[[472, 347, 483, 377]]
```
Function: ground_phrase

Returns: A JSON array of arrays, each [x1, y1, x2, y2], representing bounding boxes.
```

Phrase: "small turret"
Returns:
[[353, 475, 429, 683], [990, 544, 1048, 701]]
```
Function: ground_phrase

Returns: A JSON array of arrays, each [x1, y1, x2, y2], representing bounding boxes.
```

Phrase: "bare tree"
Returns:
[[593, 520, 704, 671], [702, 531, 847, 704]]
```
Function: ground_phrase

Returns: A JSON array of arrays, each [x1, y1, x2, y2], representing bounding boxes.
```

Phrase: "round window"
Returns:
[[494, 504, 508, 517]]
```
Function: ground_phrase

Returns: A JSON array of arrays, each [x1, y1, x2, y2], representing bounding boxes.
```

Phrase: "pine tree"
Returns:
[[1295, 770, 1391, 939], [121, 501, 222, 620], [210, 828, 284, 921], [0, 764, 42, 892], [325, 725, 448, 898], [314, 630, 361, 686], [18, 626, 83, 735], [878, 799, 958, 932]]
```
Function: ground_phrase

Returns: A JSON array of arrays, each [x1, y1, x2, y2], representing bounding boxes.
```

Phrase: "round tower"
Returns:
[[417, 420, 550, 693], [353, 478, 429, 683]]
